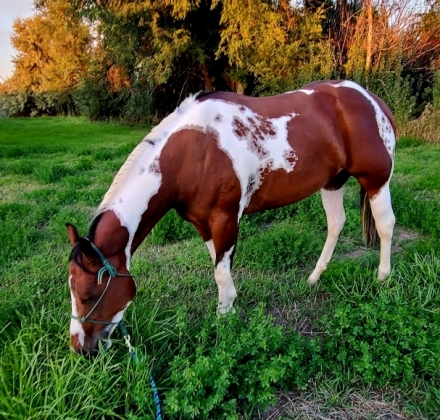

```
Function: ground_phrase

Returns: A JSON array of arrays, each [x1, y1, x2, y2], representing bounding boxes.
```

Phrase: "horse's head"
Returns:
[[66, 223, 136, 356]]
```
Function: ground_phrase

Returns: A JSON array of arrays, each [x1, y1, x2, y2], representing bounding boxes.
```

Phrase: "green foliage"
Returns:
[[322, 254, 440, 387], [347, 59, 416, 126], [119, 77, 155, 124], [323, 297, 440, 386], [0, 310, 159, 419], [152, 210, 197, 245], [74, 77, 119, 122], [165, 305, 321, 418], [368, 71, 415, 126], [397, 136, 424, 148], [0, 90, 76, 117], [74, 70, 155, 123]]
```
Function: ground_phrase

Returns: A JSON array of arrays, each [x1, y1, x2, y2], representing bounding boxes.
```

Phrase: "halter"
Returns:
[[71, 240, 133, 325]]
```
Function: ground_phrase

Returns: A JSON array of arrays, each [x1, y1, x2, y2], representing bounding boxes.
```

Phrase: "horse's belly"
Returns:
[[244, 166, 333, 214]]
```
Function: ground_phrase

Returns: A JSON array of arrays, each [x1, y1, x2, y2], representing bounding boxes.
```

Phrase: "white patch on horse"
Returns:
[[368, 180, 395, 279], [69, 275, 85, 347], [100, 300, 132, 348], [96, 94, 298, 251], [176, 100, 299, 218], [283, 89, 314, 96], [333, 81, 395, 159], [205, 239, 216, 263]]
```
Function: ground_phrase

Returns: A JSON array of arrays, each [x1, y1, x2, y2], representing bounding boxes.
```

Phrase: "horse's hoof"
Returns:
[[377, 270, 390, 281], [307, 276, 319, 285], [218, 305, 236, 315]]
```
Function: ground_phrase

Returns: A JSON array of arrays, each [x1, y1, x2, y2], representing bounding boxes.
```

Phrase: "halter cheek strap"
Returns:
[[71, 240, 133, 325]]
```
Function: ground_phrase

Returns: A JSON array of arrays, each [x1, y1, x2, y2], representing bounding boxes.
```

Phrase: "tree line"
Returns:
[[1, 0, 439, 125]]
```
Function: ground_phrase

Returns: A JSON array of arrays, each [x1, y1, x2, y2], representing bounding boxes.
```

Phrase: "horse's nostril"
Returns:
[[79, 347, 99, 358], [79, 348, 90, 357]]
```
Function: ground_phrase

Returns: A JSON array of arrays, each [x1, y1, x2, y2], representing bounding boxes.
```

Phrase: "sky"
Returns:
[[0, 0, 34, 81]]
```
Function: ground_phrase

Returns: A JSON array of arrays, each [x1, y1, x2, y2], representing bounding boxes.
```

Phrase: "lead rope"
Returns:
[[119, 321, 163, 420]]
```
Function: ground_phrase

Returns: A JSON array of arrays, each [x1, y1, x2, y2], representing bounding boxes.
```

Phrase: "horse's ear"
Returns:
[[78, 237, 98, 260], [66, 223, 80, 246]]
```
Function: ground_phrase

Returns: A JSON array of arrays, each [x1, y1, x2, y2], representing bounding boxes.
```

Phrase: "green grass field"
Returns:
[[0, 117, 439, 419]]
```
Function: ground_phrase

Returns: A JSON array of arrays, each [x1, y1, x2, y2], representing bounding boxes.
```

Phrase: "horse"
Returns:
[[66, 80, 396, 355]]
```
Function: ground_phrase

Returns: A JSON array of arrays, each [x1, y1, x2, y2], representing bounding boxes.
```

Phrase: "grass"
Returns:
[[0, 117, 440, 419]]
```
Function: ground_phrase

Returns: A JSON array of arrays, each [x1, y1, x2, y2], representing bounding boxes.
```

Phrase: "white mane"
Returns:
[[96, 94, 199, 215]]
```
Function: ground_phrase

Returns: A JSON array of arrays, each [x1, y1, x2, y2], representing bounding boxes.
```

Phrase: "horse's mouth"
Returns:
[[71, 329, 113, 356], [100, 337, 112, 349]]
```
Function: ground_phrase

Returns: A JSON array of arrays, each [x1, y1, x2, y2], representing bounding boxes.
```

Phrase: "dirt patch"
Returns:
[[266, 293, 331, 337], [0, 181, 41, 203], [257, 389, 418, 420], [341, 226, 419, 260], [391, 226, 420, 253]]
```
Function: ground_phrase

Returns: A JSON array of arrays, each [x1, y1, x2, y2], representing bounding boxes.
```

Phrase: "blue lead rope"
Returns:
[[119, 321, 163, 420], [150, 376, 162, 420]]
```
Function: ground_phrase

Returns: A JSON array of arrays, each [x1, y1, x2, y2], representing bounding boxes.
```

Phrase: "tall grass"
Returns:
[[1, 118, 440, 418]]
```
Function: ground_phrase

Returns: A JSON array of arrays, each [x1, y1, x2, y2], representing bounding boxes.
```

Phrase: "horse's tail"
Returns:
[[360, 187, 379, 247]]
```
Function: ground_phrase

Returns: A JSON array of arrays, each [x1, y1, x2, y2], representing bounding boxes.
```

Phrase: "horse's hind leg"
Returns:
[[368, 181, 395, 280], [308, 188, 346, 284]]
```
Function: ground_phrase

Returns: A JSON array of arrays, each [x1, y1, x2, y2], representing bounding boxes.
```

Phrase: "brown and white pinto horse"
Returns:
[[67, 80, 396, 355]]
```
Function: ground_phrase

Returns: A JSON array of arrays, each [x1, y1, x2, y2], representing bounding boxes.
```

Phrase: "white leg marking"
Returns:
[[369, 182, 395, 280], [205, 239, 216, 264], [214, 246, 237, 313], [69, 275, 85, 347], [308, 188, 346, 284]]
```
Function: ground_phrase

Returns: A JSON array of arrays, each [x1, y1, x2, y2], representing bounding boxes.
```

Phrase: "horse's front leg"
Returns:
[[208, 212, 239, 313]]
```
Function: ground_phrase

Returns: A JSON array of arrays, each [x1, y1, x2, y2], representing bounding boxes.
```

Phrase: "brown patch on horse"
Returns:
[[232, 115, 277, 159], [153, 127, 241, 263]]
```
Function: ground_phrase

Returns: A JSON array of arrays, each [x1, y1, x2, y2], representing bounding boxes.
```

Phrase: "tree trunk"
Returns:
[[201, 64, 214, 92], [365, 0, 373, 72]]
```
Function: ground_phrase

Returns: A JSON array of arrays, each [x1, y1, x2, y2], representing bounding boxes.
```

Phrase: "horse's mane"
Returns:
[[95, 94, 199, 216], [194, 91, 216, 100]]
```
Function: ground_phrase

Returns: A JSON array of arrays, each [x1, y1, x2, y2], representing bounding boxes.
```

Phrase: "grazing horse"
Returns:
[[67, 80, 396, 355]]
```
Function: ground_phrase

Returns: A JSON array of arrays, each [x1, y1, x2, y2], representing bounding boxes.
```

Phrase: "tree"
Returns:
[[1, 0, 90, 115], [8, 1, 89, 93]]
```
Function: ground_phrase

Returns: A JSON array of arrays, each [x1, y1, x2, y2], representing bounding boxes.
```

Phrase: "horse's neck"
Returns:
[[94, 196, 174, 268], [130, 190, 174, 253]]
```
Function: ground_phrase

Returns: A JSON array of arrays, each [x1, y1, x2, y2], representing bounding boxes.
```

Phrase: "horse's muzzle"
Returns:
[[71, 331, 112, 356]]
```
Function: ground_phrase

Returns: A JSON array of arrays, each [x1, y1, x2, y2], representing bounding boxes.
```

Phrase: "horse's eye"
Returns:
[[81, 296, 95, 304]]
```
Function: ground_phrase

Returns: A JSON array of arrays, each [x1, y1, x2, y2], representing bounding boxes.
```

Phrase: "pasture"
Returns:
[[0, 117, 439, 419]]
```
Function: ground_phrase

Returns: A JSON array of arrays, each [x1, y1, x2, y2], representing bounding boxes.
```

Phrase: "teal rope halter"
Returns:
[[70, 241, 162, 420], [70, 240, 132, 325]]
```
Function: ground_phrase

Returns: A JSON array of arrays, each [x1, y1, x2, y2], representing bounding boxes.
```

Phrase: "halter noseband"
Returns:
[[71, 240, 133, 326]]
